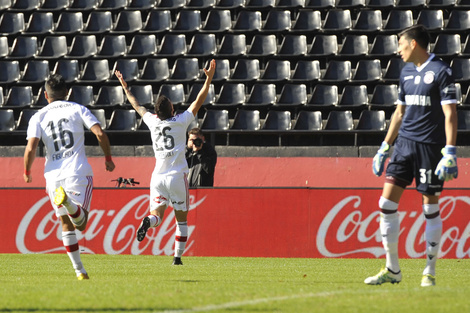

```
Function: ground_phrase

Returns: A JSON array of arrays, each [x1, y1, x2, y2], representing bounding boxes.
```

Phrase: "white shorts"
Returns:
[[46, 176, 93, 217], [150, 172, 189, 212]]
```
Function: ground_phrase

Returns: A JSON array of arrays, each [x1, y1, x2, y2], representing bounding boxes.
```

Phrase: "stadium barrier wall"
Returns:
[[1, 188, 469, 259]]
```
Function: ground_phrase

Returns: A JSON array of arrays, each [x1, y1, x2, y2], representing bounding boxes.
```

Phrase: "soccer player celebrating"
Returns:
[[115, 59, 216, 265], [364, 25, 458, 287], [24, 74, 115, 280]]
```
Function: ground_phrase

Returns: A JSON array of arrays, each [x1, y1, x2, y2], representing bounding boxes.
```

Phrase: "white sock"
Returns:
[[423, 215, 442, 276], [148, 214, 161, 227], [62, 231, 86, 276], [175, 221, 188, 258], [380, 212, 400, 273], [63, 200, 86, 227]]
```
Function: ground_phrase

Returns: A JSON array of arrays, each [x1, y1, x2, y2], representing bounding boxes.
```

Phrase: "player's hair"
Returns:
[[45, 74, 67, 101], [398, 24, 430, 50], [154, 95, 173, 120], [188, 127, 204, 137]]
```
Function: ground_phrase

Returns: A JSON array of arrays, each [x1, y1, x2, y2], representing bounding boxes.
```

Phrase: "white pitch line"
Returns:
[[157, 291, 340, 313]]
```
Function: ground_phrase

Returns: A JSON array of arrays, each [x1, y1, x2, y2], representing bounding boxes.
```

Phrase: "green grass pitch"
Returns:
[[1, 254, 469, 312]]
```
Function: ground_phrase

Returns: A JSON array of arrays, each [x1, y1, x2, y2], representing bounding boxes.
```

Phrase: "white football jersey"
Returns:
[[27, 101, 100, 181], [143, 110, 194, 175]]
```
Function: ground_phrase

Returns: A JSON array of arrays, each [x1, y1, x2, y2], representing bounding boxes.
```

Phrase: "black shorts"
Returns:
[[385, 137, 445, 195]]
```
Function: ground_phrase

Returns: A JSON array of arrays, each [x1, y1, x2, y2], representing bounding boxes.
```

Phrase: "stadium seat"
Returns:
[[462, 34, 470, 56], [82, 11, 113, 35], [217, 34, 247, 57], [67, 85, 95, 107], [16, 109, 39, 130], [0, 61, 21, 85], [66, 35, 98, 59], [34, 86, 48, 107], [273, 83, 308, 110], [322, 9, 352, 33], [246, 35, 277, 57], [200, 109, 230, 130], [185, 0, 217, 10], [290, 60, 321, 83], [0, 12, 25, 36], [383, 10, 413, 32], [187, 33, 217, 57], [369, 34, 398, 57], [201, 10, 232, 33], [395, 0, 425, 8], [39, 0, 71, 11], [214, 0, 245, 9], [18, 60, 50, 86], [231, 109, 261, 130], [157, 34, 187, 57], [107, 109, 137, 131], [111, 10, 143, 34], [157, 84, 185, 105], [261, 10, 291, 33], [124, 85, 154, 108], [339, 34, 369, 57], [338, 85, 369, 108], [0, 109, 15, 131], [137, 58, 170, 83], [243, 83, 276, 109], [245, 0, 275, 10], [336, 0, 365, 8], [352, 59, 383, 83], [383, 57, 405, 83], [127, 34, 158, 57], [37, 35, 68, 59], [94, 85, 125, 108], [277, 35, 308, 59], [89, 109, 107, 129], [356, 110, 386, 130], [6, 36, 38, 59], [169, 58, 200, 82], [172, 10, 201, 33], [457, 110, 470, 129], [308, 34, 338, 56], [427, 0, 455, 8], [183, 83, 215, 109], [259, 60, 291, 82], [261, 110, 292, 130], [451, 58, 470, 82], [213, 83, 246, 108], [351, 9, 382, 32], [232, 10, 262, 33], [110, 58, 140, 83], [98, 0, 128, 11], [0, 37, 7, 58], [9, 0, 41, 10], [78, 59, 111, 83], [369, 84, 398, 109], [416, 10, 444, 32], [276, 0, 305, 8], [53, 12, 84, 35], [157, 0, 187, 10], [97, 35, 127, 59], [291, 10, 321, 33], [23, 12, 54, 35], [229, 59, 261, 82], [293, 110, 322, 130], [305, 0, 335, 9], [432, 34, 462, 58], [67, 0, 100, 11], [324, 110, 354, 130], [4, 86, 35, 108], [305, 84, 338, 109], [140, 9, 171, 34], [366, 0, 396, 8], [53, 59, 80, 83], [320, 60, 352, 83]]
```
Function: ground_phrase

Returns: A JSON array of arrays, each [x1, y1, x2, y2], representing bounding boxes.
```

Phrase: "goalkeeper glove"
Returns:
[[435, 145, 458, 182], [372, 141, 390, 177]]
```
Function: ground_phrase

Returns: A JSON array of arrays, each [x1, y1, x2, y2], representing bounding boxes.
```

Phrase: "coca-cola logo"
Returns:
[[317, 195, 470, 258], [16, 193, 206, 255]]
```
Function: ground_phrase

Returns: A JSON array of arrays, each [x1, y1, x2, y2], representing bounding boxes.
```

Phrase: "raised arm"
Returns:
[[115, 70, 148, 118], [188, 59, 216, 117]]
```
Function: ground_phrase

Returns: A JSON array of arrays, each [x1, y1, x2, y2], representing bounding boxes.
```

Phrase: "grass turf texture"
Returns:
[[1, 254, 469, 313]]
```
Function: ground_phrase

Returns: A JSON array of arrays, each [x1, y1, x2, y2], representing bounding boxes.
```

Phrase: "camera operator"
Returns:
[[185, 128, 217, 187]]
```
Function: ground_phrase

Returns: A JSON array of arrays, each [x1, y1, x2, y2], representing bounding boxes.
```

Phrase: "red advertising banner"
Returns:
[[1, 188, 469, 258]]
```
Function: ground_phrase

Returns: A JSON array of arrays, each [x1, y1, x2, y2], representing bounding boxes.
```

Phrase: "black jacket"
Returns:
[[185, 142, 217, 187]]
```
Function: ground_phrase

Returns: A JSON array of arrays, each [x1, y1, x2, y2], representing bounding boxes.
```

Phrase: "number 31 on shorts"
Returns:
[[419, 168, 432, 184]]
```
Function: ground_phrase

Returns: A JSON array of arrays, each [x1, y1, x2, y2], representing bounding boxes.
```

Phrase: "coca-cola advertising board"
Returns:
[[1, 188, 469, 258]]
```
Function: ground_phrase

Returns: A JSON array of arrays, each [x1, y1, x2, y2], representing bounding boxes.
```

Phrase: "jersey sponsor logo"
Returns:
[[423, 71, 435, 84], [404, 95, 431, 106]]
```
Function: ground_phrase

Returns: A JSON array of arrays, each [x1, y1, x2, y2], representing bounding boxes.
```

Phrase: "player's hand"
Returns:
[[435, 145, 458, 181], [115, 70, 128, 89], [106, 160, 116, 172], [203, 59, 216, 80], [24, 173, 32, 183], [372, 141, 390, 177]]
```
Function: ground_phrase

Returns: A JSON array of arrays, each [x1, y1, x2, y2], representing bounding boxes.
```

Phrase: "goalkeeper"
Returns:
[[365, 25, 458, 288]]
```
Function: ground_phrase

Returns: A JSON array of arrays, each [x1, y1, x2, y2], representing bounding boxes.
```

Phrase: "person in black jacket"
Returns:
[[185, 128, 217, 187]]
